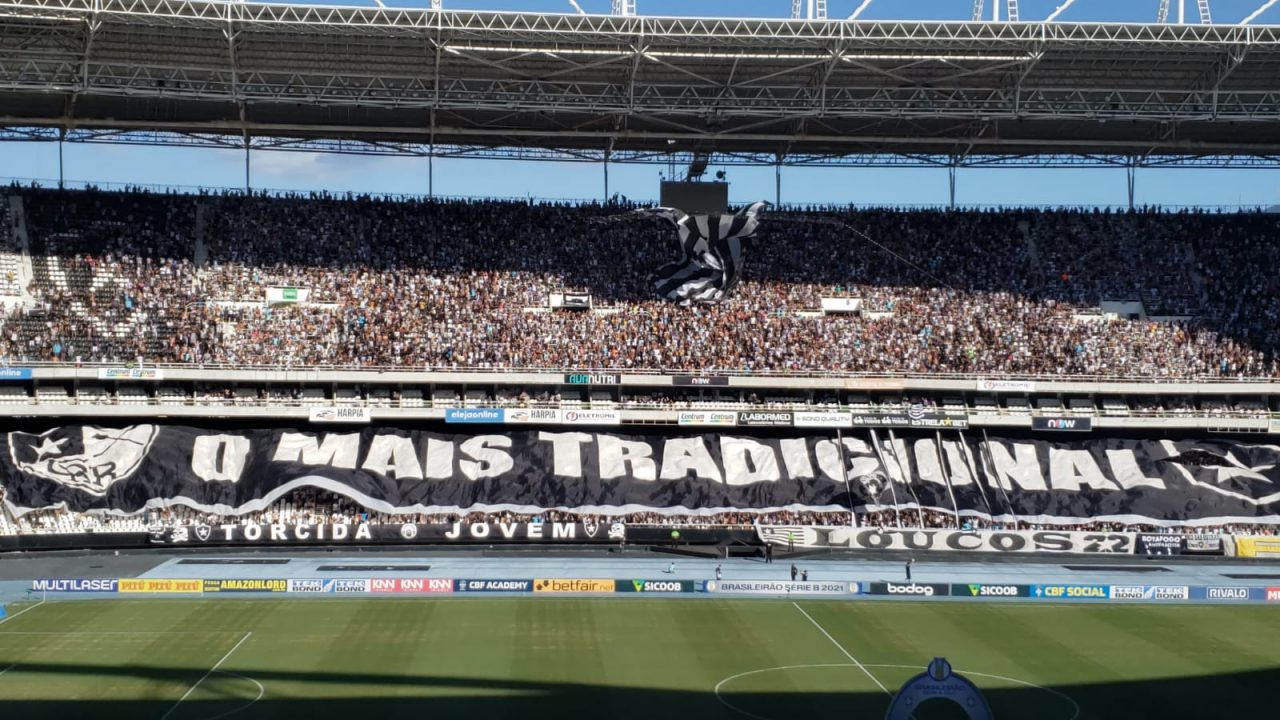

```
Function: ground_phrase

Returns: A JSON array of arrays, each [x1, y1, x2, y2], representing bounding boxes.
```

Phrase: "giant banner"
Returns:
[[149, 521, 629, 545], [757, 526, 1137, 555], [3, 425, 1280, 526]]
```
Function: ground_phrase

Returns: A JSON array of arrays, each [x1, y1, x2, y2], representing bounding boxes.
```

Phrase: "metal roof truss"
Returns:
[[1, 0, 1279, 161]]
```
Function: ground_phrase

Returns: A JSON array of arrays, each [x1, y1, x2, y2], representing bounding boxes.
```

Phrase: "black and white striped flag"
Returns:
[[646, 201, 769, 304]]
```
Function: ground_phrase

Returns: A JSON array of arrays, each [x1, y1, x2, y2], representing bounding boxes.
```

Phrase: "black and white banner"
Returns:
[[150, 521, 628, 545], [646, 201, 767, 304], [3, 425, 1280, 526], [1135, 533, 1185, 555], [1184, 534, 1225, 553], [147, 521, 748, 547], [1133, 533, 1223, 555], [757, 526, 1137, 554]]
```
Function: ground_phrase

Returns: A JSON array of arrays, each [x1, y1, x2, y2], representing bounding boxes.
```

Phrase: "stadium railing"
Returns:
[[6, 359, 1280, 384], [4, 391, 1276, 423]]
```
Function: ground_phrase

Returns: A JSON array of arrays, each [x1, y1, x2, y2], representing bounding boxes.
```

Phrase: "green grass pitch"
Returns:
[[1, 598, 1278, 719]]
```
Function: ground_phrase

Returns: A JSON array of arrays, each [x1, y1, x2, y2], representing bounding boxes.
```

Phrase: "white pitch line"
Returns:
[[0, 600, 45, 627], [0, 663, 15, 678], [194, 671, 266, 720], [791, 601, 892, 696], [0, 631, 245, 636], [159, 631, 253, 720], [714, 663, 863, 720], [714, 662, 1080, 720], [865, 664, 1080, 720]]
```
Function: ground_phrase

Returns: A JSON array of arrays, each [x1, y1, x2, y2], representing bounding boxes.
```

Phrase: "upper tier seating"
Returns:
[[0, 188, 1276, 378]]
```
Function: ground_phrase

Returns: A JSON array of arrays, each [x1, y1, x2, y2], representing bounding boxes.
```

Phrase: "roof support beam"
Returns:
[[638, 53, 719, 88], [7, 127, 1280, 169], [1206, 45, 1249, 118], [11, 116, 1280, 156], [813, 52, 842, 115], [4, 2, 1280, 167], [625, 40, 644, 111], [431, 9, 442, 110], [71, 2, 101, 123], [224, 3, 240, 103]]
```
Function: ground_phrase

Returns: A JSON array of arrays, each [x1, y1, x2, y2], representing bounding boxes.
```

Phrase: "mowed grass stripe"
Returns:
[[396, 597, 474, 712], [873, 602, 1125, 682], [1079, 605, 1280, 717], [707, 601, 895, 718], [633, 599, 808, 706], [1088, 605, 1280, 675], [672, 599, 801, 701], [0, 598, 1277, 720], [106, 602, 258, 715], [941, 603, 1147, 719], [0, 600, 44, 626], [253, 599, 432, 702], [0, 630, 235, 710], [585, 599, 656, 717], [780, 601, 929, 716], [792, 601, 1280, 720]]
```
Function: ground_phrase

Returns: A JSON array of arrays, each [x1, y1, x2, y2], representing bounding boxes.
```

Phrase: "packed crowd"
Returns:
[[2, 487, 1275, 537], [1, 187, 1278, 377]]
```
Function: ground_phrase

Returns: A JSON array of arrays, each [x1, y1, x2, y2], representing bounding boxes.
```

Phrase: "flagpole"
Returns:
[[936, 430, 961, 529], [980, 428, 1019, 526], [868, 429, 903, 528], [887, 429, 926, 528], [957, 430, 997, 519], [835, 428, 858, 527]]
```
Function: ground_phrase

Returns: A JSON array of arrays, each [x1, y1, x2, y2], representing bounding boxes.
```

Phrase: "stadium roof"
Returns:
[[2, 0, 1280, 168]]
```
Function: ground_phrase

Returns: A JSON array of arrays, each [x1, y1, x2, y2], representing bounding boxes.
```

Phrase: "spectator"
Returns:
[[0, 187, 1276, 378], [2, 485, 1271, 537]]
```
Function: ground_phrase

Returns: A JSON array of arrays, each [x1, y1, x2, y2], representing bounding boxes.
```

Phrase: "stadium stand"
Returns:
[[2, 188, 1279, 539], [0, 187, 1277, 378]]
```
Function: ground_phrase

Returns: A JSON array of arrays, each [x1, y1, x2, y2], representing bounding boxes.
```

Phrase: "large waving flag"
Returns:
[[645, 201, 769, 304]]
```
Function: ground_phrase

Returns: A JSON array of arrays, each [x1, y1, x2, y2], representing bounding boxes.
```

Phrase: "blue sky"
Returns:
[[2, 0, 1279, 208]]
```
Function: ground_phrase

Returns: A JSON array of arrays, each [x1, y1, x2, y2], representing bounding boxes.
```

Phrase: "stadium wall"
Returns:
[[20, 577, 1280, 604]]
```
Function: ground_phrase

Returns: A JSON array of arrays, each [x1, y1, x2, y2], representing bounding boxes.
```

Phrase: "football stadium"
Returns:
[[2, 1, 1280, 718]]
